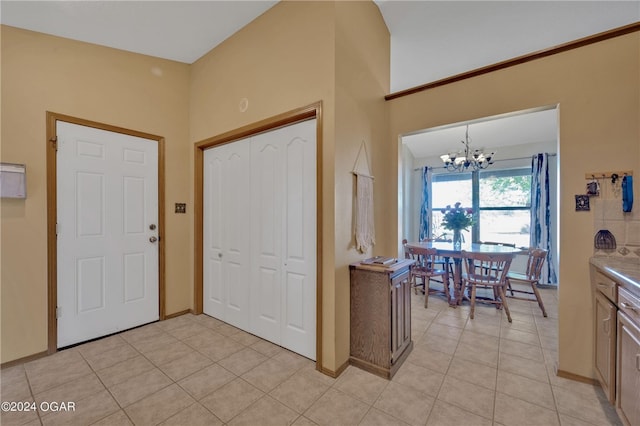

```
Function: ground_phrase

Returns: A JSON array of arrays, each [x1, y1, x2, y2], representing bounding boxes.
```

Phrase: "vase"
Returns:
[[453, 229, 462, 250]]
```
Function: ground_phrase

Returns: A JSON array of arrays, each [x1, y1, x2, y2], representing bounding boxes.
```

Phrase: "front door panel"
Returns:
[[57, 122, 159, 348]]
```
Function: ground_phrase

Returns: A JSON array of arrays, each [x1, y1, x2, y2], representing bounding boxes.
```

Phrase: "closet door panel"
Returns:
[[250, 135, 283, 342], [221, 142, 251, 329], [203, 147, 226, 319], [203, 140, 251, 330], [280, 120, 317, 360]]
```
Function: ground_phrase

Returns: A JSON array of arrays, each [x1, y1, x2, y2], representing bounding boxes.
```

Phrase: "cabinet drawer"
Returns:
[[594, 270, 617, 303], [619, 287, 640, 325]]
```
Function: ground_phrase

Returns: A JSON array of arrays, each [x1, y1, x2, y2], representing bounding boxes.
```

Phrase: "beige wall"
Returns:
[[387, 33, 640, 378], [334, 0, 390, 370], [1, 26, 191, 363], [189, 0, 389, 373]]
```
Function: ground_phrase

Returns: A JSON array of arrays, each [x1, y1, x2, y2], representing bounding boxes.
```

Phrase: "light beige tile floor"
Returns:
[[1, 286, 623, 426]]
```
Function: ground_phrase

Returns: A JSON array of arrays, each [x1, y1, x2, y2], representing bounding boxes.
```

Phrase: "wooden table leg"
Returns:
[[445, 256, 463, 306], [453, 258, 463, 305]]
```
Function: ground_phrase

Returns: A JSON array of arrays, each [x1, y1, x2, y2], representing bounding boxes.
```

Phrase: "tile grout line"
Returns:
[[183, 323, 315, 425], [532, 299, 565, 426], [22, 363, 44, 426], [33, 349, 122, 425], [78, 337, 160, 426], [422, 298, 497, 424], [492, 308, 504, 425], [496, 300, 560, 422], [425, 304, 466, 423], [127, 316, 237, 424]]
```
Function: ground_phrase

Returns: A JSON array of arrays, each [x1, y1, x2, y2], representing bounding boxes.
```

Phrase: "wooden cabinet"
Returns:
[[617, 288, 640, 426], [349, 259, 414, 379], [595, 291, 617, 403], [593, 269, 618, 303], [591, 261, 640, 426]]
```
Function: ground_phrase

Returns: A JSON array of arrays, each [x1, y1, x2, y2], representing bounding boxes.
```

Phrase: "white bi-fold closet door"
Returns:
[[203, 119, 316, 360]]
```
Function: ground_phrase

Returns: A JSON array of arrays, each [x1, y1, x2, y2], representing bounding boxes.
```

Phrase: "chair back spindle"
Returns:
[[525, 248, 547, 281]]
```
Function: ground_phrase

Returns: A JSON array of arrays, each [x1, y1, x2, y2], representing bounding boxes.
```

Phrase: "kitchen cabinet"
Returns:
[[590, 259, 640, 426], [349, 259, 414, 379], [595, 291, 617, 403], [617, 288, 640, 426]]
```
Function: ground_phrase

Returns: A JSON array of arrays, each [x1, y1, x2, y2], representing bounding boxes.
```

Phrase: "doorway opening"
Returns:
[[398, 106, 559, 286]]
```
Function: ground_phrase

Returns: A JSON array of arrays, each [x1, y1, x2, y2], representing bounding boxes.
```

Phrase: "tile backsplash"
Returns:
[[592, 196, 640, 258]]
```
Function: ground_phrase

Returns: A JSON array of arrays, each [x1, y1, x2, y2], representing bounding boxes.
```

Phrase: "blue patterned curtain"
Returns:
[[418, 167, 431, 241], [531, 153, 557, 284]]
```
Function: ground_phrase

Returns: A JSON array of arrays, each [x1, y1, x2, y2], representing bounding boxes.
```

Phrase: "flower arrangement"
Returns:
[[441, 202, 474, 231]]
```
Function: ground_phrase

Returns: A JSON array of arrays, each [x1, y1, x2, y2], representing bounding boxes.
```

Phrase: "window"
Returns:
[[431, 172, 473, 242], [431, 168, 531, 247]]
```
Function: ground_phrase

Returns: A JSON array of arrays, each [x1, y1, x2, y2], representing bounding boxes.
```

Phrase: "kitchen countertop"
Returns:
[[590, 256, 640, 297]]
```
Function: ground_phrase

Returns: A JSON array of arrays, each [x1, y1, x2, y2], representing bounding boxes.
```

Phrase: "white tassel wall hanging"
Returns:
[[352, 141, 375, 253]]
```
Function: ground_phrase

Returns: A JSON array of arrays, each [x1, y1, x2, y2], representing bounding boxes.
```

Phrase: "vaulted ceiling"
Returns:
[[2, 1, 637, 93], [2, 1, 637, 156]]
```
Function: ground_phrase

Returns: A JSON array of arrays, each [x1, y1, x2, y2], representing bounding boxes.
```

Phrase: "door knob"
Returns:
[[149, 236, 158, 243]]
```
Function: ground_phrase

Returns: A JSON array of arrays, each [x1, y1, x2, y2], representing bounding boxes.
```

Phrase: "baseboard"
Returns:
[[349, 357, 390, 379], [164, 309, 192, 319], [348, 341, 413, 380], [557, 369, 598, 385], [318, 359, 349, 378], [1, 350, 49, 369], [1, 312, 194, 368]]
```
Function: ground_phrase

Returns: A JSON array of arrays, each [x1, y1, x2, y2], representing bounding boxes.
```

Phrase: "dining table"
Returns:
[[404, 241, 526, 306]]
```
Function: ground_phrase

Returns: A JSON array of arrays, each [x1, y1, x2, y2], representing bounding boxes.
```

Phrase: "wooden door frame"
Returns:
[[194, 102, 323, 369], [46, 112, 166, 354]]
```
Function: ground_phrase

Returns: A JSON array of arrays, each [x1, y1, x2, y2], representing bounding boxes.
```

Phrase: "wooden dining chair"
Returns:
[[403, 239, 426, 294], [402, 239, 422, 294], [403, 241, 450, 308], [476, 241, 516, 273], [461, 251, 513, 322], [505, 248, 548, 317], [421, 237, 454, 285]]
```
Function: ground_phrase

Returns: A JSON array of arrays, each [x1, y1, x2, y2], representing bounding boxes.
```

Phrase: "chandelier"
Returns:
[[440, 125, 495, 172]]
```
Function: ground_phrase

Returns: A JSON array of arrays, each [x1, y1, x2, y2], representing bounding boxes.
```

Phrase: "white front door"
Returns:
[[56, 121, 159, 348]]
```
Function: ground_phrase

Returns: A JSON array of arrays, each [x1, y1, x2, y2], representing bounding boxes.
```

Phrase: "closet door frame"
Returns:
[[194, 102, 323, 368]]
